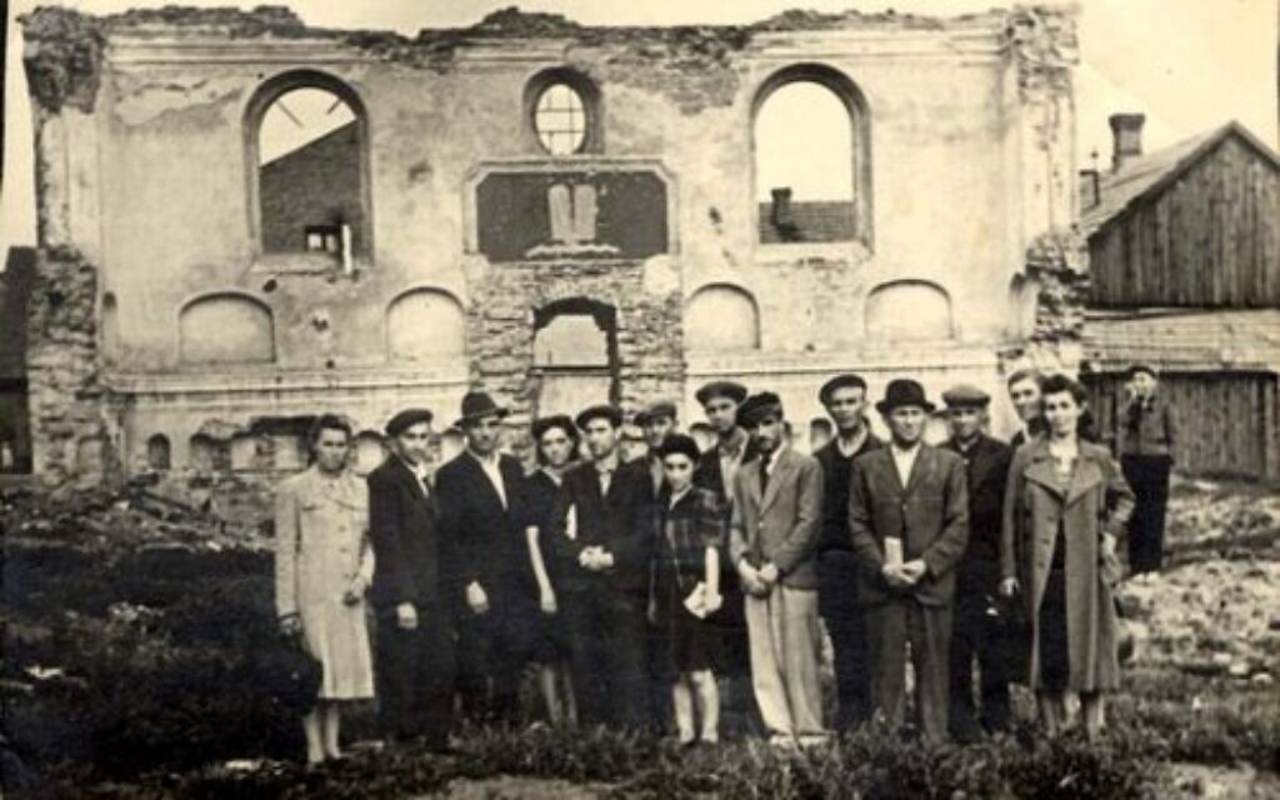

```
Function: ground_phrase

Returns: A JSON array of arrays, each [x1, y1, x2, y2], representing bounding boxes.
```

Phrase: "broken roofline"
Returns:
[[22, 3, 1078, 45]]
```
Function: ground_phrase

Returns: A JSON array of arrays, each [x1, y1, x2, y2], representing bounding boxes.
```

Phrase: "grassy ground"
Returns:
[[2, 478, 1276, 798]]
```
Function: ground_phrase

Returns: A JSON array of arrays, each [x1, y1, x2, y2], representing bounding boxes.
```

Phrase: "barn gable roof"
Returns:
[[1078, 120, 1280, 241]]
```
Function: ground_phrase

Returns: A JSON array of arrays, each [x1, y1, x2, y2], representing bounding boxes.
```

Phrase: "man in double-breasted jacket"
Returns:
[[548, 404, 655, 729], [849, 379, 968, 742], [367, 408, 456, 749], [436, 391, 529, 725]]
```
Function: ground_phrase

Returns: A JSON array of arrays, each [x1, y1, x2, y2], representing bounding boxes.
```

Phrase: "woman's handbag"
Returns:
[[258, 630, 322, 716]]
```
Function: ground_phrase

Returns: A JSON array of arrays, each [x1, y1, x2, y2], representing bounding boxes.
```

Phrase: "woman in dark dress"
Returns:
[[1001, 375, 1135, 739], [652, 434, 726, 746], [522, 415, 580, 726]]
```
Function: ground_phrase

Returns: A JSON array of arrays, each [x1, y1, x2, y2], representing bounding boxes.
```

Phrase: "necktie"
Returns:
[[759, 456, 769, 494]]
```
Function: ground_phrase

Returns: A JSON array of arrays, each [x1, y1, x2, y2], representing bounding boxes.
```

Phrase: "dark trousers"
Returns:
[[456, 591, 526, 725], [1122, 454, 1171, 574], [825, 607, 873, 732], [375, 608, 455, 748], [948, 564, 1011, 738], [563, 588, 648, 729], [866, 598, 952, 742]]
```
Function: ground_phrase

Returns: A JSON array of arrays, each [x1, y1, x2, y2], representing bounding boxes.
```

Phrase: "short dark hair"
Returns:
[[1006, 367, 1045, 390], [534, 416, 580, 466], [1041, 374, 1088, 406], [309, 413, 353, 444]]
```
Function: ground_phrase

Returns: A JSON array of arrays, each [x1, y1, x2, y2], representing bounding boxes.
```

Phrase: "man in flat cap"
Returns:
[[366, 408, 455, 749], [729, 392, 826, 747], [435, 391, 528, 726], [548, 403, 655, 729], [638, 401, 679, 495], [691, 380, 758, 731], [940, 384, 1014, 740], [848, 379, 968, 742], [813, 373, 883, 733]]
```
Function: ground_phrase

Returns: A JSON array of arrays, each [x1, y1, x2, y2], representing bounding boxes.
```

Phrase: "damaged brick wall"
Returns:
[[465, 258, 683, 458], [999, 231, 1090, 376], [25, 248, 120, 493]]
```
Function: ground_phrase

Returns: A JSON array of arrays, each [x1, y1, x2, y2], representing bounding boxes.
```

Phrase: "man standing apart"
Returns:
[[367, 409, 455, 750], [813, 373, 882, 733], [849, 379, 969, 742], [729, 392, 826, 747], [436, 391, 528, 726], [940, 385, 1014, 740], [550, 404, 655, 729]]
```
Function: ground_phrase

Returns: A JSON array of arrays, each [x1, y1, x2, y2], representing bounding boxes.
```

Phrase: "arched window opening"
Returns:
[[754, 65, 870, 246], [146, 434, 171, 471], [248, 73, 371, 259]]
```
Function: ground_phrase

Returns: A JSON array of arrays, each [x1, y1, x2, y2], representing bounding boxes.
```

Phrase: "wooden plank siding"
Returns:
[[1089, 137, 1280, 308], [1083, 371, 1280, 480]]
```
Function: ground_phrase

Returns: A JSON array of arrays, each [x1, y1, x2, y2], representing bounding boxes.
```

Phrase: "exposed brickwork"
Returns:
[[465, 258, 683, 459], [25, 248, 119, 493]]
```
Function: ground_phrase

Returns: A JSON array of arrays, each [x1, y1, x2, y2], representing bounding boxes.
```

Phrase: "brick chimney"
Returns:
[[770, 187, 793, 229], [1108, 113, 1145, 173]]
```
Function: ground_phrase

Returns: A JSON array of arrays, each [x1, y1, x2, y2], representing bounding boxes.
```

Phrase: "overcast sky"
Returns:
[[2, 0, 1277, 249]]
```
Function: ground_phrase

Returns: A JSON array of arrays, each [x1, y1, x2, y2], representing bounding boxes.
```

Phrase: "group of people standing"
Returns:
[[274, 363, 1175, 762]]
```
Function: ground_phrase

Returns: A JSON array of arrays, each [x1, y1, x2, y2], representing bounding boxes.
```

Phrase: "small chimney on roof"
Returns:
[[1109, 113, 1145, 173], [770, 187, 793, 228]]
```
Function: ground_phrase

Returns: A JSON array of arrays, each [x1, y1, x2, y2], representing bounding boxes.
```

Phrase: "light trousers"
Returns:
[[744, 585, 824, 738]]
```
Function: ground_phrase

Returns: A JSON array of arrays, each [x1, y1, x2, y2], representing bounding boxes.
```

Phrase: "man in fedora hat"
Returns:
[[436, 391, 529, 725], [940, 384, 1014, 739], [367, 408, 455, 749], [813, 373, 883, 733], [729, 391, 826, 747], [548, 403, 655, 729], [848, 379, 969, 742]]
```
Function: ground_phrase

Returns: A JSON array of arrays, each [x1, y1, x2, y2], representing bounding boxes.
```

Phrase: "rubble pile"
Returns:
[[1116, 481, 1280, 682]]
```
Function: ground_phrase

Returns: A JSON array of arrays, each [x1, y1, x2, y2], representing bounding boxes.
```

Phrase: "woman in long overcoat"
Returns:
[[1000, 375, 1134, 739], [276, 415, 375, 763]]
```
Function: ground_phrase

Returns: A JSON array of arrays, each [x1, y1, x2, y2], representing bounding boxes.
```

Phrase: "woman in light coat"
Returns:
[[1000, 375, 1134, 739], [276, 415, 375, 763]]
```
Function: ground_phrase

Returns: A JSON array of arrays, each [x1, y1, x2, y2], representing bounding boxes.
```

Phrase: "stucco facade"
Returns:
[[21, 5, 1083, 488]]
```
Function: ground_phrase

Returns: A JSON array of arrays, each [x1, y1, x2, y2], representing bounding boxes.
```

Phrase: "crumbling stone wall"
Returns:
[[999, 231, 1090, 377], [24, 248, 120, 493], [465, 257, 683, 457]]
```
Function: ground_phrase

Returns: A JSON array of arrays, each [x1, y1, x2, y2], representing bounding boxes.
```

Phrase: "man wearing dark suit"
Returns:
[[436, 391, 528, 725], [367, 408, 455, 749], [848, 379, 969, 742], [548, 404, 655, 729], [813, 373, 883, 732], [940, 385, 1014, 740]]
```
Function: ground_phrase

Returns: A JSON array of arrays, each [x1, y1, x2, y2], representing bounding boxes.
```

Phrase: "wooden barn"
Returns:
[[1079, 115, 1280, 480]]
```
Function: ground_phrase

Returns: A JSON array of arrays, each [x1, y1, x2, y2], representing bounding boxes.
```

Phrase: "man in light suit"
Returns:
[[728, 392, 825, 747], [436, 391, 528, 726], [849, 379, 969, 742]]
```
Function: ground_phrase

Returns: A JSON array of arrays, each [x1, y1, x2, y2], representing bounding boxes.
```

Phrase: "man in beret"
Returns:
[[366, 408, 455, 749], [940, 384, 1014, 740], [848, 379, 969, 742], [547, 404, 655, 729], [729, 392, 826, 747], [435, 391, 527, 726], [691, 380, 758, 732], [813, 373, 883, 733]]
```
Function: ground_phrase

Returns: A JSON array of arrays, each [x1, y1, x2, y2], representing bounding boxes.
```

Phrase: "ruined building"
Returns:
[[20, 5, 1083, 490]]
